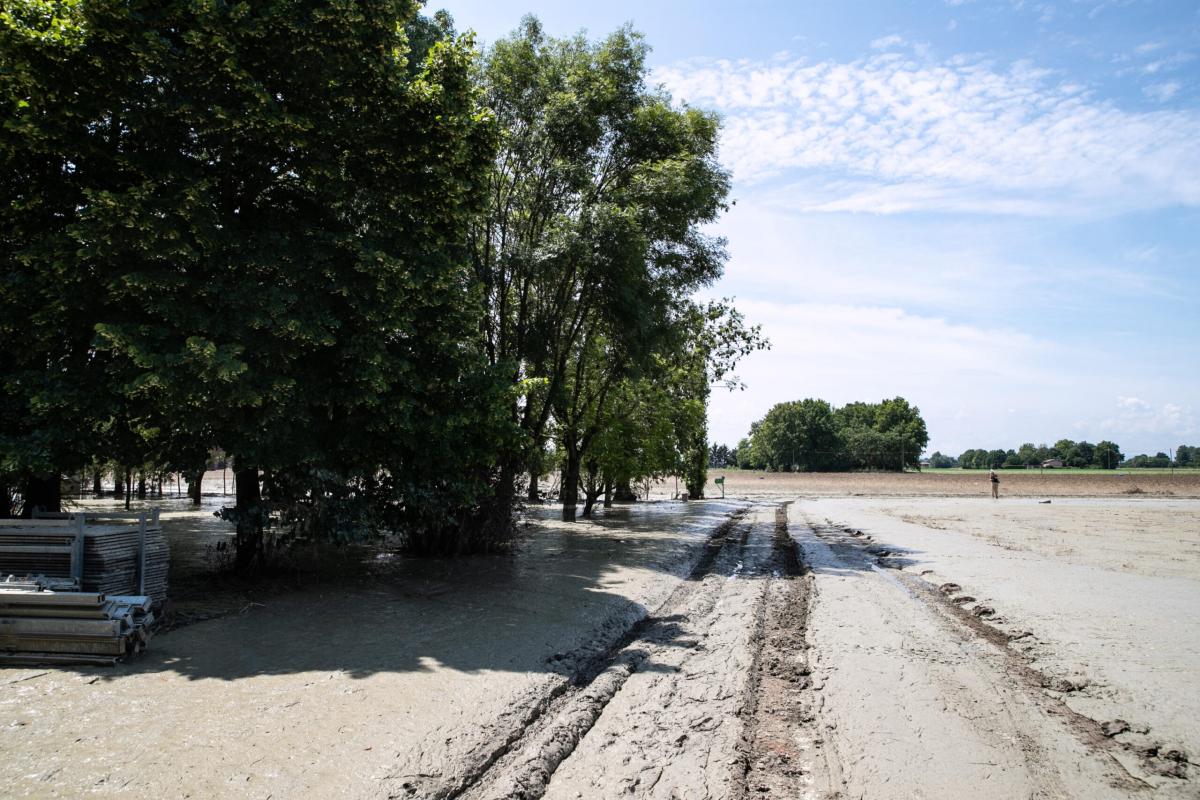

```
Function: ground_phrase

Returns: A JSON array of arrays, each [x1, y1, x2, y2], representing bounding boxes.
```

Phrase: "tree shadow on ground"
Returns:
[[60, 501, 746, 682], [3, 499, 927, 685]]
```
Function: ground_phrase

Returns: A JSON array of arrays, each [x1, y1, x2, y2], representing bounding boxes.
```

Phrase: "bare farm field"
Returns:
[[2, 477, 1198, 799], [707, 467, 1200, 499]]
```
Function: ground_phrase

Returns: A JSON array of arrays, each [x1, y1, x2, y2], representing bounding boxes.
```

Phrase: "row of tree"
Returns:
[[733, 398, 929, 472], [1, 5, 763, 565], [957, 440, 1124, 469], [904, 442, 1198, 470], [955, 438, 1123, 470]]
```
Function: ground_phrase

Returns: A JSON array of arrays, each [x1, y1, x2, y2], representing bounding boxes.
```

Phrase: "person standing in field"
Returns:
[[989, 469, 1000, 499]]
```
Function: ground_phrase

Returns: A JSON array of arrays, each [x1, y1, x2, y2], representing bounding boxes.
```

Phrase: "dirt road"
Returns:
[[452, 501, 1196, 799], [788, 509, 1174, 799]]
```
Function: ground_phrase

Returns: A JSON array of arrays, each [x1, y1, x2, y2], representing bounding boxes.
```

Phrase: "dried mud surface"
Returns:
[[2, 478, 1197, 799], [706, 468, 1200, 499]]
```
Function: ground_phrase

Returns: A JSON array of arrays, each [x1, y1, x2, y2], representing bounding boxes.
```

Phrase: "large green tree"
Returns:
[[2, 1, 501, 558], [1094, 440, 1123, 470], [470, 17, 732, 523]]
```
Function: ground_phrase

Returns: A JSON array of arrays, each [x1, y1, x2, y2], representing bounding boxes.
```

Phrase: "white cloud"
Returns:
[[656, 51, 1200, 215], [707, 301, 1199, 455], [1143, 81, 1182, 103], [870, 34, 906, 50], [1142, 52, 1194, 75], [705, 297, 1074, 451], [1134, 41, 1165, 55], [1099, 397, 1199, 445]]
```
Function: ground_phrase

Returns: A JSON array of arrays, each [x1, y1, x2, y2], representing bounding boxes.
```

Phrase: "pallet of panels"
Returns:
[[0, 510, 169, 608]]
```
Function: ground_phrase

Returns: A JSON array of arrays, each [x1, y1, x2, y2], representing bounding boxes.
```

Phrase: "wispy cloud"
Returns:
[[657, 51, 1200, 215], [870, 34, 906, 50], [1100, 397, 1199, 443], [1144, 81, 1182, 103], [704, 297, 1073, 451], [1142, 52, 1195, 75]]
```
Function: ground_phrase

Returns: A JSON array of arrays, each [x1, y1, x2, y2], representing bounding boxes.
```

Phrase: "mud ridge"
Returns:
[[444, 506, 752, 800], [734, 501, 818, 798], [807, 518, 1192, 788]]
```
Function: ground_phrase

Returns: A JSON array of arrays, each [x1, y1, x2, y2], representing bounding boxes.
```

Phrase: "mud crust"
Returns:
[[805, 516, 1193, 789], [733, 501, 821, 798], [437, 506, 752, 800]]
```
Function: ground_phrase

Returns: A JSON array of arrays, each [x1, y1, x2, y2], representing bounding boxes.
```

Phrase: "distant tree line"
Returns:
[[1, 7, 765, 565], [959, 440, 1123, 469], [1122, 445, 1199, 468], [732, 398, 929, 472], [953, 440, 1200, 470]]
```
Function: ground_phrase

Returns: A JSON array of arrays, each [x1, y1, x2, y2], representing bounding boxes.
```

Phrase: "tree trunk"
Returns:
[[479, 460, 518, 550], [613, 479, 637, 502], [112, 470, 124, 498], [124, 468, 132, 510], [602, 479, 613, 508], [189, 469, 203, 505], [92, 471, 102, 496], [234, 467, 262, 572], [0, 480, 12, 518], [561, 446, 580, 522], [20, 473, 61, 518], [527, 469, 539, 503], [582, 484, 600, 518], [137, 473, 147, 499]]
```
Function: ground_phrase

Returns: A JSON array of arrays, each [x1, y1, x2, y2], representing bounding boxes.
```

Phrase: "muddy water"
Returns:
[[0, 499, 745, 800]]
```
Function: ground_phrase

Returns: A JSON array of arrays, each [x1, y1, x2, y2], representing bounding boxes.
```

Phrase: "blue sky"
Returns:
[[437, 0, 1200, 458]]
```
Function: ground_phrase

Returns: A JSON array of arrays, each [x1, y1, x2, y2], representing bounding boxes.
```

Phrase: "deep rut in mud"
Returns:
[[734, 501, 819, 798], [444, 507, 757, 800], [429, 503, 824, 800]]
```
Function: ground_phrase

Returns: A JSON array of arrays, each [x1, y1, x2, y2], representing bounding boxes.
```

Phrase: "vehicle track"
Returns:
[[734, 501, 821, 798], [794, 509, 1173, 798], [447, 506, 755, 800]]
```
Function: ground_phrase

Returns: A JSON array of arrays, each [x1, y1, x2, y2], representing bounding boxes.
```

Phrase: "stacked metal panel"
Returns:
[[0, 511, 169, 608], [0, 577, 155, 666]]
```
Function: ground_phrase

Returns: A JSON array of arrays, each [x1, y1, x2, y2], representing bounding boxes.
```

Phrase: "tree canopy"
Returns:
[[737, 397, 928, 472], [1, 5, 764, 560]]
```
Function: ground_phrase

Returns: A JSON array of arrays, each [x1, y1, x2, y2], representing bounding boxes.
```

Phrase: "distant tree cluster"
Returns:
[[959, 439, 1122, 469], [1123, 445, 1199, 468], [1175, 445, 1200, 467], [926, 451, 958, 468], [707, 444, 738, 468], [735, 398, 929, 472]]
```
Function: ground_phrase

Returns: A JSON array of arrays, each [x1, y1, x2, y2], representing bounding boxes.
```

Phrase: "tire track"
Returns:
[[735, 501, 822, 798], [447, 506, 752, 800], [801, 512, 1168, 796]]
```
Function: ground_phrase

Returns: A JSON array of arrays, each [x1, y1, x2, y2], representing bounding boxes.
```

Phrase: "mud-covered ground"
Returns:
[[2, 482, 1197, 799]]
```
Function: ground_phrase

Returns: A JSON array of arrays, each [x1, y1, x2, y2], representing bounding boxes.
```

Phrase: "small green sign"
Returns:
[[714, 476, 725, 485]]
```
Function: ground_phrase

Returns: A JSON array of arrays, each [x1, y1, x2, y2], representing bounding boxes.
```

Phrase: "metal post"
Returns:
[[71, 514, 85, 585], [137, 512, 147, 595]]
